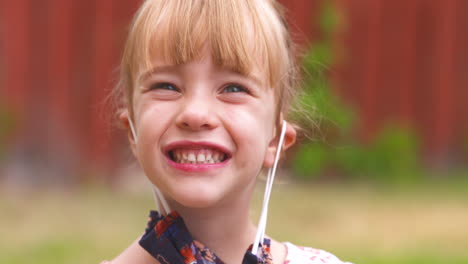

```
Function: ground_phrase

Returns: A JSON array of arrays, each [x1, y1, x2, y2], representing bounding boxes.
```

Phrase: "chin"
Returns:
[[173, 193, 224, 209]]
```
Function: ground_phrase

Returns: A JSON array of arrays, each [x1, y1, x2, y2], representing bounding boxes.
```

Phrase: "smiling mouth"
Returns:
[[168, 148, 229, 164]]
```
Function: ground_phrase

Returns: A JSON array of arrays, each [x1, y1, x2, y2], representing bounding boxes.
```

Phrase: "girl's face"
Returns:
[[124, 49, 291, 208]]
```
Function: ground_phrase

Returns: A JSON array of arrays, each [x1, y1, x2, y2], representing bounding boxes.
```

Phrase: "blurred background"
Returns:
[[0, 0, 467, 263]]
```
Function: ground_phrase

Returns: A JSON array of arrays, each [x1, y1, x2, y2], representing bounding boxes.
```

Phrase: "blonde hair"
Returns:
[[113, 0, 300, 123]]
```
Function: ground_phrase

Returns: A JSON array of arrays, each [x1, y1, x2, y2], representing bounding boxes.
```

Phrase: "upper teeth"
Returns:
[[172, 149, 225, 164]]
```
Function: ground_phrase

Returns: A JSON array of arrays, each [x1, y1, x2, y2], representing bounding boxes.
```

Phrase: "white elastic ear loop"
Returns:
[[152, 185, 171, 215], [251, 121, 288, 254], [128, 117, 171, 215]]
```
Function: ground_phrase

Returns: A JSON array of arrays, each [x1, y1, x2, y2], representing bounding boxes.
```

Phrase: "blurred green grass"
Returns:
[[1, 180, 467, 264]]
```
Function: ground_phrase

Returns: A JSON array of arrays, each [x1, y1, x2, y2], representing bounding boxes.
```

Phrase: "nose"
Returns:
[[175, 95, 219, 131]]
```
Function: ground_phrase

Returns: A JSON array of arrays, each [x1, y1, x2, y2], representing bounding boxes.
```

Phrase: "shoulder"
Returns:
[[283, 242, 353, 264]]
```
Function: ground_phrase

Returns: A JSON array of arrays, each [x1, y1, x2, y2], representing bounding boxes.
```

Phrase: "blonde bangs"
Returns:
[[121, 0, 292, 102]]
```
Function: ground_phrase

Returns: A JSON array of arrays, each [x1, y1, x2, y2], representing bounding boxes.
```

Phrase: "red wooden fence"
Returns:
[[0, 0, 466, 182], [336, 0, 468, 164], [1, 0, 142, 182]]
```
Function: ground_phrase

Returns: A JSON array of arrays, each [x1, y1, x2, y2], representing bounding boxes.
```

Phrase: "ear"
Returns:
[[119, 110, 138, 156], [263, 122, 297, 168]]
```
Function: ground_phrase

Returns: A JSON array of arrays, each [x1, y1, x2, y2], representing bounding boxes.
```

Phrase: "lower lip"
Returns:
[[165, 156, 230, 172]]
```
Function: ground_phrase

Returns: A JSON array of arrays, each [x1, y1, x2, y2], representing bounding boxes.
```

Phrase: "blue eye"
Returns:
[[150, 82, 178, 91], [223, 84, 248, 93]]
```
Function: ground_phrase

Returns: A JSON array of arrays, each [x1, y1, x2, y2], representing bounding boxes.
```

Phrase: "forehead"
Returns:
[[125, 0, 288, 90], [137, 49, 267, 89]]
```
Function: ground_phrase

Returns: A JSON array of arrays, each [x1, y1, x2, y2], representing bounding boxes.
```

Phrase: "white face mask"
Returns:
[[128, 117, 287, 250]]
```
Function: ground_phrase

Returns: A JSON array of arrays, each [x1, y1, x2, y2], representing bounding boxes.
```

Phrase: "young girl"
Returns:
[[103, 0, 351, 263]]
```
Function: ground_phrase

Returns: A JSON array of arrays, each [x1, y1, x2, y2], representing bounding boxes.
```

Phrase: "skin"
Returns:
[[110, 49, 296, 264]]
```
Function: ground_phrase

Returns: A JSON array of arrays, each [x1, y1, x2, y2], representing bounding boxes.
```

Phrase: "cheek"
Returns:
[[134, 101, 175, 153], [222, 105, 274, 160]]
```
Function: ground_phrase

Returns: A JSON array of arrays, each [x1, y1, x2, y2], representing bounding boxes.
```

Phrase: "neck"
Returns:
[[168, 184, 258, 263]]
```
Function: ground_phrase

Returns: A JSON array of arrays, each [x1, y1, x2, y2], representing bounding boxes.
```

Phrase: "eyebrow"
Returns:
[[231, 71, 264, 88], [137, 65, 265, 88], [137, 65, 177, 83], [218, 65, 264, 87]]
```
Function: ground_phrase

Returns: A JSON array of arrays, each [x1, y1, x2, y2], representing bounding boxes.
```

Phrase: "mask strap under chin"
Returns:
[[251, 121, 288, 254], [128, 117, 171, 215]]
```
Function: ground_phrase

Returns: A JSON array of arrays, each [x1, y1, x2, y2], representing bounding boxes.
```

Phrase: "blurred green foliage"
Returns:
[[333, 124, 423, 183], [290, 1, 424, 183]]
